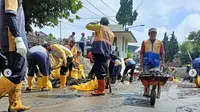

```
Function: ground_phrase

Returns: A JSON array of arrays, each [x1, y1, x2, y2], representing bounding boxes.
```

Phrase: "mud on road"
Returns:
[[1, 81, 200, 112]]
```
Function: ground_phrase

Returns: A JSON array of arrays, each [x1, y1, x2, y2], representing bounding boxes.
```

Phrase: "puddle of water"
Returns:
[[111, 93, 134, 98], [123, 96, 151, 107]]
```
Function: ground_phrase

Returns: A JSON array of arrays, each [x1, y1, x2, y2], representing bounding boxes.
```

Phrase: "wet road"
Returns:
[[1, 81, 200, 112]]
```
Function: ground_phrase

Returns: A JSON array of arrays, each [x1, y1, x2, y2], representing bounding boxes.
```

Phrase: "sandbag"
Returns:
[[70, 77, 98, 91], [68, 66, 86, 80], [172, 78, 180, 82], [50, 61, 86, 80], [70, 69, 79, 79], [51, 68, 61, 80], [78, 64, 86, 79]]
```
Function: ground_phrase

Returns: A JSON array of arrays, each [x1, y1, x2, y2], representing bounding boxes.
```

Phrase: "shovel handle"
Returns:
[[107, 62, 112, 93]]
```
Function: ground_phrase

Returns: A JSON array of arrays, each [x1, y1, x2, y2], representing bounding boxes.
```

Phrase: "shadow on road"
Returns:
[[110, 93, 143, 98], [123, 96, 153, 108], [110, 93, 153, 108]]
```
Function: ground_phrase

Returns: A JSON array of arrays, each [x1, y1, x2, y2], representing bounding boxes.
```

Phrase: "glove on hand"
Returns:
[[15, 37, 27, 57]]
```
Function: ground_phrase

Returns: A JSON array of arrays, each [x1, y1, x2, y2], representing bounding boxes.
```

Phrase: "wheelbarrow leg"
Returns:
[[143, 85, 150, 97], [157, 83, 161, 98]]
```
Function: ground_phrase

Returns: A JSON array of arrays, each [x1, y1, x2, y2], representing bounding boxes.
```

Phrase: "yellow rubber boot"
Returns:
[[48, 80, 53, 89], [60, 75, 66, 89], [0, 76, 16, 99], [8, 82, 31, 111], [195, 76, 200, 87], [36, 76, 42, 90], [26, 76, 34, 91], [42, 76, 52, 91]]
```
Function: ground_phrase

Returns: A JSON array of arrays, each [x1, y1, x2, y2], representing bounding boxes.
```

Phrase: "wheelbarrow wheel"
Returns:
[[150, 88, 156, 106]]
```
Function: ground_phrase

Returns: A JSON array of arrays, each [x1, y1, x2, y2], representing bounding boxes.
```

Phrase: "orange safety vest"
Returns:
[[143, 39, 162, 67], [92, 25, 114, 57]]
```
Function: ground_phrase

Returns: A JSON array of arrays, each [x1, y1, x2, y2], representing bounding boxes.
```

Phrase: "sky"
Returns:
[[33, 0, 200, 46]]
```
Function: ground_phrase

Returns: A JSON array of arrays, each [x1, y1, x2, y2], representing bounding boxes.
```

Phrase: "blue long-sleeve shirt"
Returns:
[[193, 58, 200, 69], [127, 59, 136, 66], [0, 0, 28, 53]]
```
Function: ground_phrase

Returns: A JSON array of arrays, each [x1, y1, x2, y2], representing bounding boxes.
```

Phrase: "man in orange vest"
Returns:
[[0, 0, 31, 111], [140, 28, 165, 98], [86, 17, 115, 96]]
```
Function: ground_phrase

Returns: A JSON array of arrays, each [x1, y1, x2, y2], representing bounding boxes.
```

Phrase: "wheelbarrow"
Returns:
[[139, 68, 170, 106]]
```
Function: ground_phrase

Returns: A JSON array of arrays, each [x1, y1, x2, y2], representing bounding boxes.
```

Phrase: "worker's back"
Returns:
[[193, 58, 200, 69], [92, 25, 114, 57]]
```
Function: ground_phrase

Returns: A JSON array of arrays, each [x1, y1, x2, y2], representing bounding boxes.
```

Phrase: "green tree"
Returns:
[[179, 41, 193, 64], [162, 32, 169, 62], [188, 30, 200, 55], [47, 33, 56, 41], [23, 0, 83, 32], [116, 0, 138, 27], [168, 31, 179, 62], [179, 30, 200, 64], [127, 50, 133, 59], [187, 30, 200, 59]]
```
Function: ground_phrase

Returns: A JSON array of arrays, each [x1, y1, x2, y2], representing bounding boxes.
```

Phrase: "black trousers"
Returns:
[[1, 52, 26, 84], [93, 54, 108, 80], [121, 64, 135, 82]]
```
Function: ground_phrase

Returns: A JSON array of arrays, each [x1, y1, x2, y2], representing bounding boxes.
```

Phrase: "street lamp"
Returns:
[[125, 24, 145, 31]]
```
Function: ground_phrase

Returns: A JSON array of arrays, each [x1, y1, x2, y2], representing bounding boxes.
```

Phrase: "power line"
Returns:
[[85, 0, 118, 23], [145, 0, 155, 11], [100, 0, 117, 13], [136, 0, 145, 10], [60, 21, 85, 29], [79, 16, 115, 20], [83, 6, 101, 17]]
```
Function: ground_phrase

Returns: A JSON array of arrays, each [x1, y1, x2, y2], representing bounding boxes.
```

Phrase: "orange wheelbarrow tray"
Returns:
[[139, 73, 170, 86], [139, 72, 170, 106]]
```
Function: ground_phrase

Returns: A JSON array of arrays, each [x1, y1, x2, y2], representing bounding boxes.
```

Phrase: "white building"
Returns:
[[109, 24, 137, 58], [109, 25, 138, 75]]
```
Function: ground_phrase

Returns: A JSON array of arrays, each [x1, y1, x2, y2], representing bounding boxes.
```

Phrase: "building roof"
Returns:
[[108, 24, 137, 43], [128, 45, 139, 52], [113, 31, 137, 43], [26, 31, 49, 45]]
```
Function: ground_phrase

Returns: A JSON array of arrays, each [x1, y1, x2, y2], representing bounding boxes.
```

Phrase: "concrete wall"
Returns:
[[115, 37, 129, 76], [108, 24, 135, 76], [116, 37, 128, 58]]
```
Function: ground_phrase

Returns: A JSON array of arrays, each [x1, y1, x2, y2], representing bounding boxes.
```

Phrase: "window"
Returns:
[[113, 37, 117, 46]]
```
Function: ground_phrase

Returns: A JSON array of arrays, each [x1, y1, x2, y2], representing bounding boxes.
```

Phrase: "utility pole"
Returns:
[[187, 50, 193, 63], [59, 21, 62, 44]]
